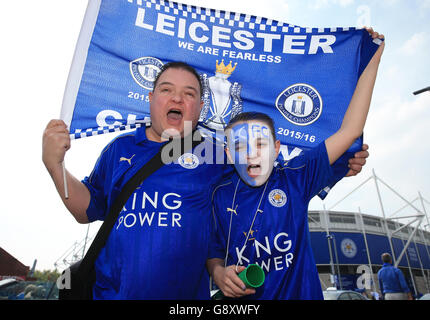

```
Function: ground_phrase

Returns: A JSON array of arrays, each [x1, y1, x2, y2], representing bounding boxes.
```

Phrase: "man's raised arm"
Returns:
[[42, 119, 90, 224]]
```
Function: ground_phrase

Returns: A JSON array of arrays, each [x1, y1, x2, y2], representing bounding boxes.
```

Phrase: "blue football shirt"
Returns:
[[377, 263, 410, 294], [209, 142, 334, 300], [82, 126, 230, 299]]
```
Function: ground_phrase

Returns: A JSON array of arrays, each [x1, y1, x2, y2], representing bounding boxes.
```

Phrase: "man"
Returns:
[[43, 62, 230, 299], [43, 62, 369, 299], [377, 253, 413, 300]]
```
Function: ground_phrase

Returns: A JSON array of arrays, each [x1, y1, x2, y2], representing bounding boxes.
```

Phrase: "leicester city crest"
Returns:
[[130, 56, 164, 90], [340, 238, 357, 258], [275, 83, 323, 126], [178, 153, 199, 170], [268, 189, 287, 208]]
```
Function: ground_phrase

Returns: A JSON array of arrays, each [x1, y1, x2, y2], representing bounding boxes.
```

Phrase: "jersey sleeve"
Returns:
[[396, 269, 410, 293], [317, 146, 355, 199], [208, 186, 229, 260], [286, 142, 335, 202], [377, 270, 385, 294], [81, 145, 112, 222], [306, 142, 336, 201]]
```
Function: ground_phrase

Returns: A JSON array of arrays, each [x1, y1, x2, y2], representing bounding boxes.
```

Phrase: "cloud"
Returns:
[[377, 0, 400, 6], [308, 0, 354, 10], [181, 0, 291, 22], [368, 92, 430, 146], [338, 0, 354, 6], [257, 0, 290, 22], [315, 91, 430, 215], [399, 32, 427, 56], [421, 0, 430, 9], [364, 92, 430, 197]]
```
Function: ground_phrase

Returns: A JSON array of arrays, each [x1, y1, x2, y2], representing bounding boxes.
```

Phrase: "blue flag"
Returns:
[[61, 0, 380, 164]]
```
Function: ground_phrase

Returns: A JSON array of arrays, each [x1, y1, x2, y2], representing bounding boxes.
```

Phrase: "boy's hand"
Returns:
[[364, 27, 385, 59], [346, 143, 369, 177], [213, 265, 256, 298]]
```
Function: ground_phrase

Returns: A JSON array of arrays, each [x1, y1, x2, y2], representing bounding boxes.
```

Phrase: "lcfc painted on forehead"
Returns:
[[231, 124, 248, 142], [250, 124, 270, 138], [231, 123, 270, 142]]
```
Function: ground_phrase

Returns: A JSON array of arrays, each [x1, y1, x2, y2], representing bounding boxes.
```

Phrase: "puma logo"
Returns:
[[119, 154, 135, 165]]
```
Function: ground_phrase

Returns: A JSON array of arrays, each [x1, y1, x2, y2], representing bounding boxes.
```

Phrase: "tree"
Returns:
[[32, 269, 61, 282]]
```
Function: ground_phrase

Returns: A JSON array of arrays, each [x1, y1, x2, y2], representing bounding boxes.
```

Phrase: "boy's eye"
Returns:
[[257, 141, 268, 147], [255, 137, 269, 147], [234, 142, 247, 152]]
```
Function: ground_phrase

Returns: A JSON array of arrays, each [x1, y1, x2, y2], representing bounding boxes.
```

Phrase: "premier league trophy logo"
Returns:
[[199, 60, 243, 131], [291, 96, 306, 116]]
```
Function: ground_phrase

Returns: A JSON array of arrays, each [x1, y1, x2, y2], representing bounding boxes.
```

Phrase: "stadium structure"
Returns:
[[309, 169, 430, 296], [54, 170, 430, 297], [309, 209, 430, 295]]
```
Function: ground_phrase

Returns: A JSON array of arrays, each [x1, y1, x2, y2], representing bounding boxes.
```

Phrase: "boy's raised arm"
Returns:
[[325, 29, 384, 165]]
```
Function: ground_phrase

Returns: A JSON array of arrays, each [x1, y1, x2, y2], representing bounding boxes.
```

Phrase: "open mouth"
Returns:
[[167, 108, 183, 123], [247, 164, 261, 178]]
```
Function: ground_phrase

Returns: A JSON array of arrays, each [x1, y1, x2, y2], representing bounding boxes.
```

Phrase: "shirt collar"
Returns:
[[135, 125, 149, 145], [231, 165, 278, 191], [135, 125, 203, 146], [383, 263, 393, 267]]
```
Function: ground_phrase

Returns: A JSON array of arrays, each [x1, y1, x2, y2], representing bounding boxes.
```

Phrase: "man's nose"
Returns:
[[171, 91, 183, 103]]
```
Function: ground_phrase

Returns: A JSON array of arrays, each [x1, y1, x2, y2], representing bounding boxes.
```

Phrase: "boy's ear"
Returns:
[[275, 140, 281, 157], [225, 147, 234, 164]]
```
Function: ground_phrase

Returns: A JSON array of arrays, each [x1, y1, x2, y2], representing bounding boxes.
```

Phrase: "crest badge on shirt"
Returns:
[[268, 189, 287, 208], [178, 153, 200, 169]]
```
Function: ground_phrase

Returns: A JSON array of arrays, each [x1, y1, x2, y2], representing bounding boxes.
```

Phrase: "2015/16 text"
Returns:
[[277, 127, 316, 143]]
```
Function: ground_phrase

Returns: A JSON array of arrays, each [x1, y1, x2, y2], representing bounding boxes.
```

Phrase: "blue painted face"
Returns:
[[227, 121, 278, 187]]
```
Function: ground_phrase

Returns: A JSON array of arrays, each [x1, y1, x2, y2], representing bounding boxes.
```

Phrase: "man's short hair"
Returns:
[[225, 111, 277, 142], [381, 253, 392, 264], [153, 61, 203, 98]]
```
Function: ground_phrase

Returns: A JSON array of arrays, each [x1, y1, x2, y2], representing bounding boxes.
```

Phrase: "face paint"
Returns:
[[227, 121, 278, 187]]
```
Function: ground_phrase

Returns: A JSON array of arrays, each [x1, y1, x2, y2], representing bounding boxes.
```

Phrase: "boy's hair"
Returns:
[[152, 61, 203, 98], [225, 112, 277, 141]]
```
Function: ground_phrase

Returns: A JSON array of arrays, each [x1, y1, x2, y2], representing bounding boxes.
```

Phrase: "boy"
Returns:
[[207, 30, 384, 300]]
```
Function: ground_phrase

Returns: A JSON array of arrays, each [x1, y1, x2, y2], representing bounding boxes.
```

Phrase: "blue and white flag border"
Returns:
[[61, 0, 102, 133]]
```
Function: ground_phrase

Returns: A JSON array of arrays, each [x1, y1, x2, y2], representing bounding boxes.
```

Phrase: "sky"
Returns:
[[0, 0, 429, 271]]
